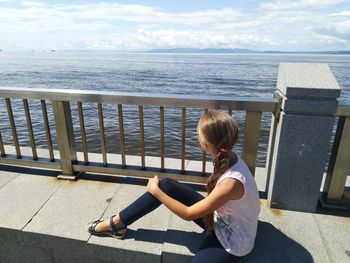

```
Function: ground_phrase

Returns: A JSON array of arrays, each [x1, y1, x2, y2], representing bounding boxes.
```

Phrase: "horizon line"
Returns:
[[1, 48, 350, 54]]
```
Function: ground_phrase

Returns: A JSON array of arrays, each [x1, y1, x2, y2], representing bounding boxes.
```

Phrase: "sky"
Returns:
[[0, 0, 349, 51]]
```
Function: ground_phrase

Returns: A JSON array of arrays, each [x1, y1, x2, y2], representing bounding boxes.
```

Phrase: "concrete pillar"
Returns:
[[267, 63, 341, 212]]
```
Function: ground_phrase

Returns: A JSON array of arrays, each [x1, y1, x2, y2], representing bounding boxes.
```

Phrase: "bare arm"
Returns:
[[147, 176, 244, 221]]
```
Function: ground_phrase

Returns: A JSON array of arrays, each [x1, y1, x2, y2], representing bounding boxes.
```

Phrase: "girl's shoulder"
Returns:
[[217, 156, 252, 185]]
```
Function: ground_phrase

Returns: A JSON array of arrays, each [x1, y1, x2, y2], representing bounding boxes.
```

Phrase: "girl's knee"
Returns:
[[159, 177, 177, 193]]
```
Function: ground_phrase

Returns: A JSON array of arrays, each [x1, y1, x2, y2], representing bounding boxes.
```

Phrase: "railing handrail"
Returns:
[[0, 87, 277, 112]]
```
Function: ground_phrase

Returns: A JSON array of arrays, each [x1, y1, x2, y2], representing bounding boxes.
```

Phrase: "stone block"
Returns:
[[283, 99, 338, 115], [268, 112, 335, 212], [243, 200, 330, 262], [0, 239, 54, 263], [22, 179, 120, 253], [0, 174, 63, 242], [161, 213, 205, 263], [277, 63, 340, 99], [52, 249, 118, 263], [0, 227, 23, 244], [88, 183, 171, 263], [0, 170, 20, 189], [312, 213, 350, 263], [254, 167, 267, 193]]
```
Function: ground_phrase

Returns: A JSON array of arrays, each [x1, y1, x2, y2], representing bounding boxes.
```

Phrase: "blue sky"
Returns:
[[0, 0, 349, 51]]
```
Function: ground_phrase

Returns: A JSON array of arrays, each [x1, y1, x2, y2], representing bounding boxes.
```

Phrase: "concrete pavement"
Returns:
[[0, 153, 349, 262]]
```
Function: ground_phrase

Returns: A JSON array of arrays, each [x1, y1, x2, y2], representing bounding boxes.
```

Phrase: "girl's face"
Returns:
[[197, 127, 215, 157]]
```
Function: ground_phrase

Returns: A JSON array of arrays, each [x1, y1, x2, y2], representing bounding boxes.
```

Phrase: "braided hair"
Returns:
[[197, 110, 239, 230]]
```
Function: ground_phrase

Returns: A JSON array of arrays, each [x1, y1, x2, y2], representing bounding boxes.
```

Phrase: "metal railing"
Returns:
[[324, 101, 350, 203], [0, 87, 279, 183]]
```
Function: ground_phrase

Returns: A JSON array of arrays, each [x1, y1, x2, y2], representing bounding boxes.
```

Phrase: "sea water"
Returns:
[[0, 51, 349, 166]]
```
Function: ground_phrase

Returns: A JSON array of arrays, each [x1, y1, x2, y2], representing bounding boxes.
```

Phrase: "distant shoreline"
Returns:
[[1, 48, 350, 55], [147, 48, 350, 55]]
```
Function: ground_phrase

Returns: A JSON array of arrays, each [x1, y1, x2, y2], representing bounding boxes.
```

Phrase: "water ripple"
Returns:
[[0, 52, 349, 166]]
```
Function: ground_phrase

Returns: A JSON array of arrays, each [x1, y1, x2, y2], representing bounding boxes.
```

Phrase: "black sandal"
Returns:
[[88, 215, 127, 239]]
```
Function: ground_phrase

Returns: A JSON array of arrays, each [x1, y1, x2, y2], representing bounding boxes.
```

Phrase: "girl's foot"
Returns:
[[93, 218, 113, 232], [88, 215, 127, 239]]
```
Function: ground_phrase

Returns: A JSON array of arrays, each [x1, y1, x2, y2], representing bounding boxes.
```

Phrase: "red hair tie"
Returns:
[[219, 147, 229, 153]]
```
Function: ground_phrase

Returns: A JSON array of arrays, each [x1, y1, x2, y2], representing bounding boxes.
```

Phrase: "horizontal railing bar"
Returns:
[[336, 102, 350, 116], [73, 162, 209, 184], [0, 87, 278, 112], [0, 155, 61, 169]]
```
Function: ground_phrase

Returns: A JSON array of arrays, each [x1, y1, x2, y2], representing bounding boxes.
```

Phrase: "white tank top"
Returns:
[[214, 156, 260, 257]]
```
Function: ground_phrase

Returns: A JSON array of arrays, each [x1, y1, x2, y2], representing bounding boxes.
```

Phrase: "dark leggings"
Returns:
[[119, 178, 244, 263]]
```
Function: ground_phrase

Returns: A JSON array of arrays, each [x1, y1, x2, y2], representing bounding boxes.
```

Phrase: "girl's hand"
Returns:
[[147, 175, 160, 195]]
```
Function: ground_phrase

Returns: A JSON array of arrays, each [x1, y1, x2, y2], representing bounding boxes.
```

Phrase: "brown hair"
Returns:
[[197, 110, 239, 229]]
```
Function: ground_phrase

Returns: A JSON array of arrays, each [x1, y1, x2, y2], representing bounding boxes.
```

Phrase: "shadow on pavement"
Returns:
[[94, 220, 313, 262], [242, 221, 313, 262]]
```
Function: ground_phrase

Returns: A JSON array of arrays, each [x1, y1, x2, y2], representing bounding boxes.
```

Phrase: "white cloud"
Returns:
[[54, 4, 244, 25], [133, 29, 275, 48], [317, 19, 350, 37], [0, 1, 349, 50], [330, 10, 350, 16], [260, 0, 349, 10], [21, 1, 44, 7], [336, 20, 350, 34]]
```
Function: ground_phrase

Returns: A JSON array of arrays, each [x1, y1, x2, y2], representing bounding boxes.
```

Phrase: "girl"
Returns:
[[88, 110, 260, 262]]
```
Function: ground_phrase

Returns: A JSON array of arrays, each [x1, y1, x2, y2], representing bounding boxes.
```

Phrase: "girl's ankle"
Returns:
[[113, 216, 125, 229]]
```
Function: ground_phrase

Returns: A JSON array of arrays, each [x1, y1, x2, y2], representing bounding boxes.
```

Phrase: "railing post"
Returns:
[[267, 63, 341, 212], [53, 101, 77, 180], [242, 111, 262, 176], [322, 115, 350, 208]]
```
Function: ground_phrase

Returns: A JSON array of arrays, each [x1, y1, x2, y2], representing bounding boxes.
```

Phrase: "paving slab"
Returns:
[[161, 213, 206, 263], [88, 183, 171, 263], [312, 213, 350, 263], [244, 200, 330, 263], [0, 170, 20, 189], [255, 167, 268, 193], [23, 178, 121, 254], [1, 153, 348, 263], [0, 173, 63, 243]]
